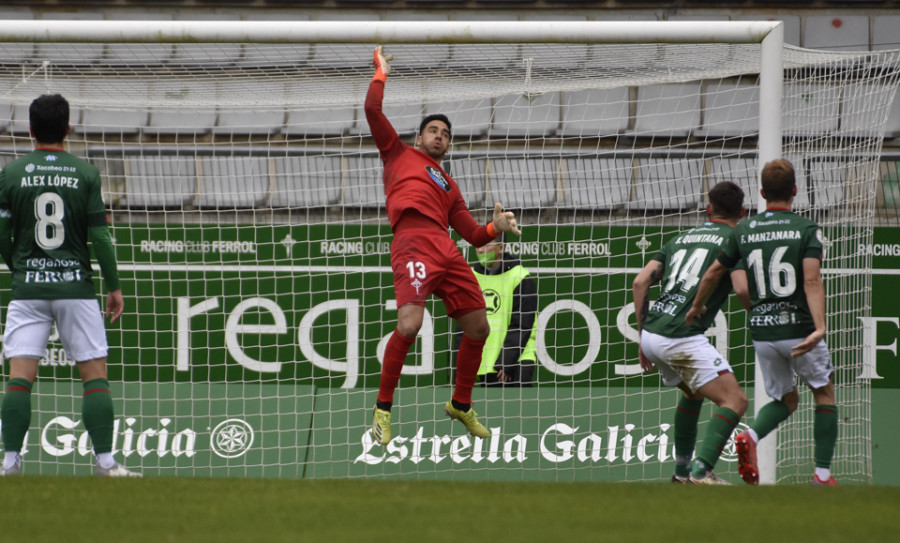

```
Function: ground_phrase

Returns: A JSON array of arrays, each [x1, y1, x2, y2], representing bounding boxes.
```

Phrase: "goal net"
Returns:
[[0, 21, 896, 483]]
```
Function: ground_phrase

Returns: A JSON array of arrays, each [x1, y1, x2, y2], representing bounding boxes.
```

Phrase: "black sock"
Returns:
[[376, 401, 392, 411], [451, 399, 470, 412]]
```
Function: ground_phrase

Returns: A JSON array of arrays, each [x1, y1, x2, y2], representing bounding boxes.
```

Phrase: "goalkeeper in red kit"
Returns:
[[366, 46, 521, 445]]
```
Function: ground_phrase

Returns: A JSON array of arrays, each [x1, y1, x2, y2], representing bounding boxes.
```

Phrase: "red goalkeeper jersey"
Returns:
[[364, 80, 493, 247]]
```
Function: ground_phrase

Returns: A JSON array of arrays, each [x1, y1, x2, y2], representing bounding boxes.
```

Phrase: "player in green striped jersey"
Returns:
[[688, 159, 837, 486], [633, 181, 751, 485], [0, 94, 139, 477]]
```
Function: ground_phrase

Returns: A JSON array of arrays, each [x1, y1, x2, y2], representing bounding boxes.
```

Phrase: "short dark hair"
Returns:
[[30, 94, 69, 144], [761, 159, 796, 202], [418, 114, 451, 137], [708, 181, 744, 219]]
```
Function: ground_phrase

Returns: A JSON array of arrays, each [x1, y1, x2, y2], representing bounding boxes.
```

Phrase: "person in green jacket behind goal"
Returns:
[[455, 235, 539, 387]]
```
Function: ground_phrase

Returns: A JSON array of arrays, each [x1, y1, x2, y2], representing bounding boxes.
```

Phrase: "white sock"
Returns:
[[747, 429, 759, 444], [815, 467, 831, 481], [3, 451, 20, 470], [96, 452, 116, 470]]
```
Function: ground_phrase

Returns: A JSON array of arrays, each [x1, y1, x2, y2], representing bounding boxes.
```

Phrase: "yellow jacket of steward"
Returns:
[[471, 254, 538, 375]]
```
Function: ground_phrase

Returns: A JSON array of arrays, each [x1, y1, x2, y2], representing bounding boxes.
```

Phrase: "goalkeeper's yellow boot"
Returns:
[[444, 401, 491, 439], [372, 407, 392, 445]]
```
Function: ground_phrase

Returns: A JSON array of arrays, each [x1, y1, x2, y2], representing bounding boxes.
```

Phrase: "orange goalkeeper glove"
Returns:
[[373, 45, 393, 83], [491, 202, 521, 237]]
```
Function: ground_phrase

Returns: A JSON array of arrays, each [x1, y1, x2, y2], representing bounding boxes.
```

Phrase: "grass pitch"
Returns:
[[0, 477, 897, 543]]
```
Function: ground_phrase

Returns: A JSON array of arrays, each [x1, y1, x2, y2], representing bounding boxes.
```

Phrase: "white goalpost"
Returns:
[[0, 20, 895, 483]]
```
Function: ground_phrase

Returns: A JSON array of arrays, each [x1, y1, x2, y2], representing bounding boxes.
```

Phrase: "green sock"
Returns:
[[674, 397, 703, 477], [1, 378, 33, 453], [691, 457, 712, 477], [82, 378, 115, 454], [752, 400, 792, 441], [814, 405, 838, 469], [695, 407, 741, 472]]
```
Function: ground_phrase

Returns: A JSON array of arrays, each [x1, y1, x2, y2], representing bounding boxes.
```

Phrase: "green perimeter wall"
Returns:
[[3, 224, 898, 483]]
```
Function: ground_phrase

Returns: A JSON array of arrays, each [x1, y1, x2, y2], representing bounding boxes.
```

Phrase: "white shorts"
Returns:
[[640, 330, 733, 393], [753, 338, 833, 400], [3, 299, 109, 363]]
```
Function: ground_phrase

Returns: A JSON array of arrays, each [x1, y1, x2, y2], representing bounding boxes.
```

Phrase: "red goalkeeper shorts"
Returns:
[[391, 228, 485, 316]]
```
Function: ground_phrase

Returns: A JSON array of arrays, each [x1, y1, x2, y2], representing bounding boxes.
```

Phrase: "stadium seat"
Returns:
[[559, 157, 632, 209], [445, 157, 488, 208], [450, 14, 520, 69], [243, 14, 311, 66], [213, 81, 286, 136], [173, 14, 244, 65], [78, 80, 149, 136], [313, 14, 380, 68], [807, 159, 845, 209], [0, 101, 12, 135], [783, 83, 841, 137], [424, 98, 492, 138], [285, 79, 359, 137], [0, 11, 35, 63], [144, 81, 217, 136], [37, 12, 105, 64], [628, 158, 703, 211], [107, 13, 175, 64], [804, 16, 870, 52], [123, 156, 197, 209], [735, 14, 801, 47], [196, 156, 270, 208], [0, 81, 16, 135], [384, 13, 451, 68], [271, 155, 342, 208], [491, 92, 561, 138], [697, 81, 759, 138], [559, 88, 630, 138], [488, 158, 558, 209], [342, 155, 385, 208], [633, 83, 701, 138], [708, 157, 761, 208]]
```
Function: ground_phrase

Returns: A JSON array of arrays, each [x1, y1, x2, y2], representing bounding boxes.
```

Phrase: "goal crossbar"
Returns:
[[0, 20, 782, 45]]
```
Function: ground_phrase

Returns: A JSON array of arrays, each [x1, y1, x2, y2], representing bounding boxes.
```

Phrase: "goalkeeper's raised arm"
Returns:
[[363, 45, 521, 447]]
